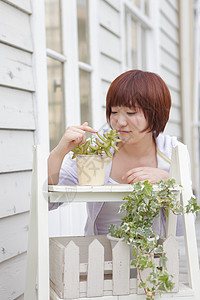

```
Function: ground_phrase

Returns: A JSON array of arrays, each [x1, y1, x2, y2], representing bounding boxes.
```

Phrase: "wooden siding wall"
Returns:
[[99, 0, 122, 126], [159, 0, 182, 140], [0, 1, 34, 299]]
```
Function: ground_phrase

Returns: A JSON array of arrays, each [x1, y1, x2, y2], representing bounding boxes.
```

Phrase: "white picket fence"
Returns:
[[49, 234, 179, 299]]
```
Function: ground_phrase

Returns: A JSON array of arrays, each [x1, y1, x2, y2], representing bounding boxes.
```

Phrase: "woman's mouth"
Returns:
[[118, 130, 131, 134]]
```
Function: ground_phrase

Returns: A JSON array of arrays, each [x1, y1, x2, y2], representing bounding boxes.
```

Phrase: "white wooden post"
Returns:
[[24, 145, 49, 300], [24, 146, 38, 300], [166, 146, 178, 237], [167, 144, 200, 299], [172, 144, 200, 299], [37, 145, 49, 300], [163, 235, 179, 292]]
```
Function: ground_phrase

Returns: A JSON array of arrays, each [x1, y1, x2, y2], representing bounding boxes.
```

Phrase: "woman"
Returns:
[[48, 70, 186, 236]]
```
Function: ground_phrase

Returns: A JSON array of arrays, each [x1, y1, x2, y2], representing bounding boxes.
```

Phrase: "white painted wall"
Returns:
[[158, 0, 182, 140], [0, 0, 48, 299]]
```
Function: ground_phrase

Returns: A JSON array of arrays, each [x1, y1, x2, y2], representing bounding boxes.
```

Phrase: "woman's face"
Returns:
[[110, 106, 151, 144]]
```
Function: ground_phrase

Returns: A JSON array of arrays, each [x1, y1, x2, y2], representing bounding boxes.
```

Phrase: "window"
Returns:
[[45, 0, 66, 151], [77, 0, 90, 64], [130, 0, 149, 16], [45, 0, 93, 150], [77, 0, 93, 126], [45, 0, 62, 52], [79, 69, 92, 126], [47, 57, 65, 150], [124, 0, 151, 70]]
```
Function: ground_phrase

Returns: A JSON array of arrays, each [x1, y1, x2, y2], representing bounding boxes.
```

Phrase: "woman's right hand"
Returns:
[[48, 122, 97, 185], [54, 122, 97, 158]]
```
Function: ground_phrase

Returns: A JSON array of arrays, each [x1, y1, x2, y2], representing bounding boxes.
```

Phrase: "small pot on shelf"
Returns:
[[106, 233, 159, 259], [76, 155, 110, 185]]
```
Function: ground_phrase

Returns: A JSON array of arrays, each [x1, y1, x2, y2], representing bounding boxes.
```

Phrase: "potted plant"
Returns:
[[72, 129, 121, 185], [108, 178, 200, 300]]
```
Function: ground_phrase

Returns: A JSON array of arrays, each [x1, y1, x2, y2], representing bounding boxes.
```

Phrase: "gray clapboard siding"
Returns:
[[15, 294, 24, 300], [0, 171, 31, 218], [100, 26, 121, 62], [160, 12, 179, 43], [164, 113, 182, 139], [161, 49, 180, 76], [0, 0, 35, 299], [170, 89, 181, 108], [161, 67, 180, 92], [101, 80, 110, 106], [160, 0, 183, 150], [167, 0, 178, 11], [0, 130, 34, 172], [0, 87, 35, 130], [99, 0, 120, 36], [100, 54, 121, 83], [161, 0, 179, 28], [3, 0, 32, 14], [0, 1, 33, 52], [160, 31, 179, 60], [100, 110, 107, 128], [165, 121, 182, 139], [99, 0, 121, 113], [0, 212, 29, 262], [103, 0, 120, 12], [0, 252, 26, 300], [170, 106, 181, 123], [0, 43, 34, 91]]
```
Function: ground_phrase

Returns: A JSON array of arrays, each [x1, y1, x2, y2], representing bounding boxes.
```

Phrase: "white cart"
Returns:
[[24, 144, 200, 300]]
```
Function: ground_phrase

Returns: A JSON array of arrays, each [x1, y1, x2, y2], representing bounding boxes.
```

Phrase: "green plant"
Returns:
[[72, 129, 121, 159], [109, 178, 200, 300]]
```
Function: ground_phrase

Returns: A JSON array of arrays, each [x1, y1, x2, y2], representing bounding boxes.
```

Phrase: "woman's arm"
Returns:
[[122, 167, 169, 184], [48, 122, 97, 185], [48, 147, 69, 185]]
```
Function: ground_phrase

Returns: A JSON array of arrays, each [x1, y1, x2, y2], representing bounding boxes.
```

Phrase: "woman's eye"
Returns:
[[111, 111, 118, 114], [127, 112, 136, 115]]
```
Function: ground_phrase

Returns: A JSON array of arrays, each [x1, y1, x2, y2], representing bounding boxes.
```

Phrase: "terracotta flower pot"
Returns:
[[76, 155, 110, 185]]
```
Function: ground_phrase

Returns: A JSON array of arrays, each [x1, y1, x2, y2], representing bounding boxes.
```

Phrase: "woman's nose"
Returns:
[[117, 113, 128, 126]]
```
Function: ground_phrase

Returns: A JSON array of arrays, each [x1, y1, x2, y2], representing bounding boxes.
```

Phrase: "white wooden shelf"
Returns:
[[48, 184, 134, 192], [48, 184, 133, 203], [50, 283, 194, 300], [24, 144, 200, 300], [48, 184, 182, 203]]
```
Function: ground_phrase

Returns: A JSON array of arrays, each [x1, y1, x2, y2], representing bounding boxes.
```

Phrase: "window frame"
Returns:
[[121, 0, 159, 73], [45, 0, 67, 151], [77, 0, 103, 130], [77, 0, 93, 126]]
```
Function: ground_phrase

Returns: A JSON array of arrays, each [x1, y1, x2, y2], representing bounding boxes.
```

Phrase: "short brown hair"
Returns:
[[106, 70, 171, 137]]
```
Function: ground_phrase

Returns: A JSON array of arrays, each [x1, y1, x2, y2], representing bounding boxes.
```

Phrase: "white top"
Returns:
[[95, 177, 125, 235], [49, 131, 191, 237]]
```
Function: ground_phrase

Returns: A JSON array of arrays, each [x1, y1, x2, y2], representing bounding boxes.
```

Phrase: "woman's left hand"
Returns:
[[122, 167, 169, 184]]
